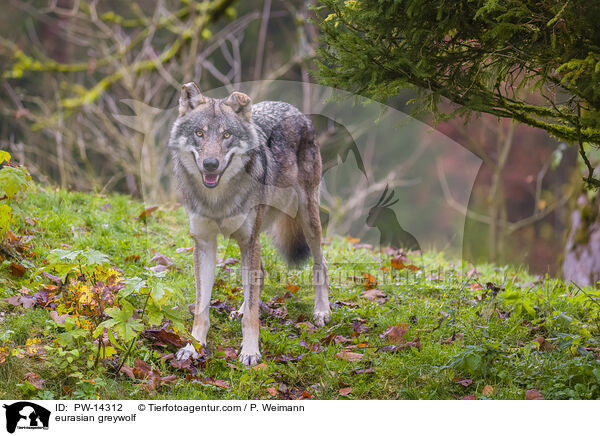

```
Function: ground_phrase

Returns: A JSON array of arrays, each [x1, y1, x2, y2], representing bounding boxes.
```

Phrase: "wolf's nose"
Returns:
[[203, 158, 220, 172]]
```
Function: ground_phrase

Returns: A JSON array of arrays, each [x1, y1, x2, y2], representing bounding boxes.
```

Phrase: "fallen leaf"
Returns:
[[23, 372, 44, 389], [49, 311, 68, 324], [469, 283, 482, 291], [298, 390, 313, 399], [286, 283, 300, 293], [176, 247, 193, 253], [222, 347, 238, 360], [362, 273, 378, 289], [455, 378, 473, 387], [143, 328, 186, 348], [391, 255, 419, 271], [124, 255, 140, 263], [335, 351, 363, 362], [149, 252, 173, 266], [138, 206, 158, 220], [267, 387, 278, 396], [213, 380, 229, 388], [482, 385, 494, 396], [133, 358, 152, 379], [3, 294, 36, 309], [120, 364, 135, 380], [17, 286, 31, 295], [526, 389, 545, 400], [347, 237, 360, 244], [533, 336, 555, 352], [460, 394, 476, 400], [10, 262, 26, 277], [252, 362, 268, 371], [380, 323, 409, 344], [321, 333, 352, 345], [299, 340, 322, 352], [352, 318, 371, 334], [339, 387, 352, 396], [361, 289, 388, 303]]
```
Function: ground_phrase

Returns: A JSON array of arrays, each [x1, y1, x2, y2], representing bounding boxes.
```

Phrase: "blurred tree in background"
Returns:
[[314, 0, 600, 284], [1, 0, 599, 281], [0, 0, 318, 198]]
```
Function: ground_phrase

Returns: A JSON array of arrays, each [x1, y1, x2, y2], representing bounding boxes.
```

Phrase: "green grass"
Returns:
[[1, 187, 600, 400]]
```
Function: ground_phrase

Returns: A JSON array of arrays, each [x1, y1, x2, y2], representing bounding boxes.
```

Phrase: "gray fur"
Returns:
[[169, 83, 331, 365]]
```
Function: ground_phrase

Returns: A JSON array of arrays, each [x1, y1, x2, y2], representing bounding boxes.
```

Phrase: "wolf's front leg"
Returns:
[[237, 237, 263, 365], [176, 235, 217, 360]]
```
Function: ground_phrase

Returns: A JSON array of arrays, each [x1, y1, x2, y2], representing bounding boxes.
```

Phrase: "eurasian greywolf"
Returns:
[[168, 82, 330, 365]]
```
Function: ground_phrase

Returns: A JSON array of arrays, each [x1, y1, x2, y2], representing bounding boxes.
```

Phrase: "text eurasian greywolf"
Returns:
[[168, 82, 330, 365]]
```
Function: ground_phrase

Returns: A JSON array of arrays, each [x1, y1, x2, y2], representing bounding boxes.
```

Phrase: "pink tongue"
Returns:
[[205, 174, 218, 184]]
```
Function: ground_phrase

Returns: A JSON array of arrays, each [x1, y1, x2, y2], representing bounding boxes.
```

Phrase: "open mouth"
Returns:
[[202, 173, 220, 188]]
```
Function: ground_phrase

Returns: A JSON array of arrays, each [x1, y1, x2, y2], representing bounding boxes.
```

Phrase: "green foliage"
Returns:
[[314, 0, 600, 184], [2, 188, 600, 400], [0, 152, 32, 240]]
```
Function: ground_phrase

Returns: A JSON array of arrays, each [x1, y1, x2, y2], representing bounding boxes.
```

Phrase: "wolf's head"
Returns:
[[168, 82, 257, 189]]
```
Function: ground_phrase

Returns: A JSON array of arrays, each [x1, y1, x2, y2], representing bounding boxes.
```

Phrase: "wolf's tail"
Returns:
[[270, 214, 310, 267]]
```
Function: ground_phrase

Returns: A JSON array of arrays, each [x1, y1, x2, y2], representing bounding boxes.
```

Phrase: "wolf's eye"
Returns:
[[223, 132, 231, 139], [195, 130, 203, 138]]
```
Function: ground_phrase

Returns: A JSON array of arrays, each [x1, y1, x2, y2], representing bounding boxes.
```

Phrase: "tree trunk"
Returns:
[[562, 191, 600, 288]]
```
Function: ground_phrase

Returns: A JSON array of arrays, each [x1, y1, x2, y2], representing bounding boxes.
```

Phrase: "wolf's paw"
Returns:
[[175, 343, 200, 360], [313, 309, 331, 327], [238, 350, 261, 366]]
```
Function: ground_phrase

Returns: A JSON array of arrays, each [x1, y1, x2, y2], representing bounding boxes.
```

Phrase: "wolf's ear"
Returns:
[[224, 91, 252, 121], [179, 82, 206, 115]]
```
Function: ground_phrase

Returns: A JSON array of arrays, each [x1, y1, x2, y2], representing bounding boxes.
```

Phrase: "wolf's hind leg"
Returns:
[[298, 192, 331, 326], [176, 235, 217, 360]]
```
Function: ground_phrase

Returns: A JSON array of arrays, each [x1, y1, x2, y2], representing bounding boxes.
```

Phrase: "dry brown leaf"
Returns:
[[361, 289, 388, 303], [23, 372, 44, 389], [149, 252, 173, 266], [213, 380, 229, 388], [298, 391, 313, 399], [362, 273, 378, 289], [526, 389, 545, 400], [252, 362, 268, 371], [267, 387, 278, 396], [49, 311, 68, 324], [335, 351, 363, 362], [17, 286, 31, 295], [120, 364, 135, 381], [455, 378, 473, 387], [339, 387, 352, 396], [138, 206, 158, 220], [10, 262, 26, 277], [533, 336, 555, 351], [142, 328, 186, 348], [482, 385, 494, 396], [380, 323, 409, 344]]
